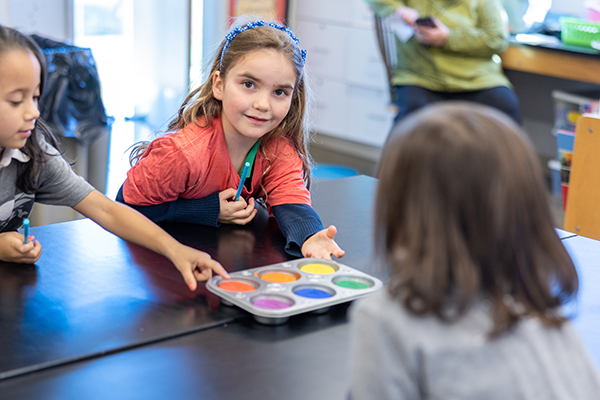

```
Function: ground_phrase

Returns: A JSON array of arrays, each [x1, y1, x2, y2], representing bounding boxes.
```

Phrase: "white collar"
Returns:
[[0, 148, 31, 169]]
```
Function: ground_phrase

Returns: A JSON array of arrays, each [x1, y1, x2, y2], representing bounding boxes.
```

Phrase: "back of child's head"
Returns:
[[375, 102, 578, 336], [0, 25, 59, 193]]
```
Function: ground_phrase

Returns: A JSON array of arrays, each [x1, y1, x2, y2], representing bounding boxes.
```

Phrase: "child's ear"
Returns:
[[212, 71, 224, 101]]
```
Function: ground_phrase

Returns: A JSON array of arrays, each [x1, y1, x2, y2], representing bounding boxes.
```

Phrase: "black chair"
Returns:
[[373, 15, 397, 106]]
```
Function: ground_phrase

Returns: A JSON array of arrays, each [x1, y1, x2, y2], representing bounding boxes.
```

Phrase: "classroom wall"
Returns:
[[288, 0, 394, 159], [551, 0, 586, 16], [0, 0, 73, 41], [0, 1, 9, 24]]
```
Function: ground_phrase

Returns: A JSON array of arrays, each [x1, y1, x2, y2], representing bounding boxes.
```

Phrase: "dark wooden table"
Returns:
[[0, 176, 376, 392], [0, 175, 597, 400]]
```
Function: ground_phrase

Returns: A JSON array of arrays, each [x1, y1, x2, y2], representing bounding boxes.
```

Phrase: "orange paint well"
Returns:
[[260, 272, 297, 283], [219, 281, 256, 292]]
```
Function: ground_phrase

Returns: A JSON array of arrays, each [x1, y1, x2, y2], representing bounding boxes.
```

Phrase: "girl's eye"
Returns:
[[243, 81, 254, 89], [10, 101, 22, 106], [274, 89, 288, 97]]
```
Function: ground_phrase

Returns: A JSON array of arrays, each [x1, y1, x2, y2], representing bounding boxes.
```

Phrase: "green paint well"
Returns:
[[335, 280, 370, 289]]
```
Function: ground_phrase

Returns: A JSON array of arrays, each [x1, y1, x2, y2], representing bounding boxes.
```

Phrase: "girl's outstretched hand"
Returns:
[[218, 188, 258, 225], [170, 244, 230, 291], [73, 190, 228, 292], [0, 231, 41, 263], [301, 225, 345, 260]]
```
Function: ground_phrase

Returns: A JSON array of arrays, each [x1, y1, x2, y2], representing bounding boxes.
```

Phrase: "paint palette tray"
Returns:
[[206, 258, 383, 324]]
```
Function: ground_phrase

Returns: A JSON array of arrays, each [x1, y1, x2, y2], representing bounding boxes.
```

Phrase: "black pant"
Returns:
[[393, 85, 522, 125]]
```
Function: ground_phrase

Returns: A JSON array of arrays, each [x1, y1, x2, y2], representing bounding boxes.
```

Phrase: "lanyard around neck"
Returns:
[[239, 139, 260, 179]]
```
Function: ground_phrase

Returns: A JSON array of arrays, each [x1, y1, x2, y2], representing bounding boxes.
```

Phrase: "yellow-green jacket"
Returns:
[[365, 0, 512, 91]]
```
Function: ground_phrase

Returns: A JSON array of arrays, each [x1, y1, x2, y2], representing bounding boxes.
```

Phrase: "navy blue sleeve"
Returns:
[[272, 203, 324, 257], [116, 184, 221, 227]]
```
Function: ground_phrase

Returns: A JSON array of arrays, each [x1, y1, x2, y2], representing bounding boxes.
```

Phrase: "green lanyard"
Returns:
[[239, 139, 260, 179]]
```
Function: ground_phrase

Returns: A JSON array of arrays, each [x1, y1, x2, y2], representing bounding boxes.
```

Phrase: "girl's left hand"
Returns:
[[414, 18, 449, 47], [301, 225, 345, 260], [218, 188, 257, 225]]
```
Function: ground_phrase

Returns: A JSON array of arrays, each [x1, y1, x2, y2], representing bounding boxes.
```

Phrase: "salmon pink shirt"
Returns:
[[123, 115, 311, 212]]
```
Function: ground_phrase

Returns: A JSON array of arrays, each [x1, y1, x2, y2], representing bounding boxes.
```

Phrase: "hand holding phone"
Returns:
[[415, 16, 436, 28], [414, 16, 449, 47]]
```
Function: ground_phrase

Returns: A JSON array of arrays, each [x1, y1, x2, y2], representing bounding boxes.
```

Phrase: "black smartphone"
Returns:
[[415, 17, 436, 28]]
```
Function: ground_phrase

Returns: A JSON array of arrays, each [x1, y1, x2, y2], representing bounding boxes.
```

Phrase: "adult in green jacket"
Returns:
[[365, 0, 521, 125]]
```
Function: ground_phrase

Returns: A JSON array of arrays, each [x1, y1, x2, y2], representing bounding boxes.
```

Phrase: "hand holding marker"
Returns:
[[235, 162, 251, 201], [23, 218, 30, 244]]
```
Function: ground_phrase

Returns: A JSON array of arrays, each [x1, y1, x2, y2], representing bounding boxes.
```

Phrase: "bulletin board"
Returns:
[[229, 0, 288, 23]]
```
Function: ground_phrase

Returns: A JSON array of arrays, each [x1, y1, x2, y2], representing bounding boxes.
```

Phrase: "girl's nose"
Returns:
[[253, 92, 270, 111], [25, 99, 40, 121]]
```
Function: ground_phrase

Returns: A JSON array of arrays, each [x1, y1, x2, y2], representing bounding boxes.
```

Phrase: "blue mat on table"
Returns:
[[313, 164, 358, 181]]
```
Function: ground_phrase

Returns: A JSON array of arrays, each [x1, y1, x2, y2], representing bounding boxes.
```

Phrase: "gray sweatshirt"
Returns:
[[0, 139, 93, 232], [349, 289, 600, 399]]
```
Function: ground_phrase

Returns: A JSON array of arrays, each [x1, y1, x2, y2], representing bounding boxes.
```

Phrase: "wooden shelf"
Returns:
[[502, 45, 600, 86]]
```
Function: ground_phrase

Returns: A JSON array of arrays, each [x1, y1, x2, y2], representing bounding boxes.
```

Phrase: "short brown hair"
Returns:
[[375, 102, 578, 336]]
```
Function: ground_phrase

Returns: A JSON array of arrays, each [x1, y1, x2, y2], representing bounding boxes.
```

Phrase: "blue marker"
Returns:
[[23, 218, 30, 244], [235, 162, 251, 201]]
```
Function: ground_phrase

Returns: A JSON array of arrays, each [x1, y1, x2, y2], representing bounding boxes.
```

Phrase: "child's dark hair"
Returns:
[[375, 102, 578, 336], [0, 25, 60, 193], [130, 17, 313, 187]]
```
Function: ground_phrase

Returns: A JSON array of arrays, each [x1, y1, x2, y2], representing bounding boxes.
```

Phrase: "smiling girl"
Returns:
[[117, 18, 345, 260]]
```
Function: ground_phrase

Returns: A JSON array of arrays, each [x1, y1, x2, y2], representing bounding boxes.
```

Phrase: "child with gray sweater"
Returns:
[[349, 102, 600, 399]]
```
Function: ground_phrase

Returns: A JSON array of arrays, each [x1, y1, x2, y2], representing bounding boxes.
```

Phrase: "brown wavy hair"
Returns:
[[130, 17, 313, 188], [375, 102, 578, 337], [0, 25, 61, 193]]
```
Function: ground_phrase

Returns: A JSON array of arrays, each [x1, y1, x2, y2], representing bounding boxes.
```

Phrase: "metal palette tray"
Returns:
[[206, 258, 383, 324]]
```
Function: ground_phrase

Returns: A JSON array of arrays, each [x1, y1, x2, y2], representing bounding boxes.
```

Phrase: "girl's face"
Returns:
[[0, 48, 41, 150], [212, 48, 296, 146]]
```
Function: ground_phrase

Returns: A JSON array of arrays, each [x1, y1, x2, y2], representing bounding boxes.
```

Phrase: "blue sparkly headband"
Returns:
[[219, 20, 307, 77]]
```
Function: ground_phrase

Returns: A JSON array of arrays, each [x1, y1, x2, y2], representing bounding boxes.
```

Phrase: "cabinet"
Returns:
[[291, 0, 395, 147], [502, 42, 600, 163]]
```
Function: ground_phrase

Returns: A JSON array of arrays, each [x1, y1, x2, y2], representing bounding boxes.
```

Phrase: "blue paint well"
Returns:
[[294, 288, 332, 299]]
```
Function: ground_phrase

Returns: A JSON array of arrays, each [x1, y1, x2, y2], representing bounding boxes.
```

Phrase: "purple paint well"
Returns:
[[253, 298, 292, 309]]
